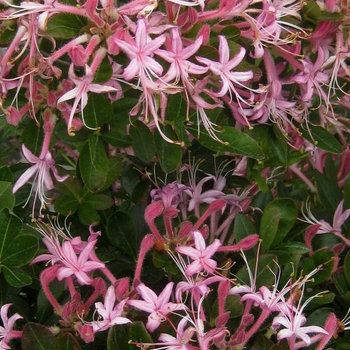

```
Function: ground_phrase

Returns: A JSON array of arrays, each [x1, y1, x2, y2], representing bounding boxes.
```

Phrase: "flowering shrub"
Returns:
[[0, 0, 350, 348]]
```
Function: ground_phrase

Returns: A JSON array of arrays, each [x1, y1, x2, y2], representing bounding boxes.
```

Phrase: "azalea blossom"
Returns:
[[272, 290, 328, 347], [92, 286, 131, 332], [176, 230, 221, 276], [128, 282, 185, 332], [0, 304, 23, 350], [12, 144, 69, 217], [31, 221, 105, 285], [57, 49, 118, 135]]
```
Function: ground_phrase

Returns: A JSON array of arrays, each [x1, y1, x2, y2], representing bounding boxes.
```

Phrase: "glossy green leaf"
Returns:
[[2, 265, 32, 287], [107, 212, 137, 260], [2, 234, 38, 266], [107, 325, 129, 350], [0, 181, 15, 212], [54, 195, 80, 216], [303, 249, 334, 286], [79, 134, 108, 192], [102, 129, 132, 148], [189, 126, 264, 160], [129, 121, 155, 163], [129, 321, 153, 350], [22, 323, 55, 350], [77, 203, 101, 225], [314, 170, 343, 211], [333, 271, 350, 304], [54, 332, 82, 350], [344, 250, 350, 286], [21, 119, 43, 155], [101, 157, 123, 191], [94, 56, 113, 84], [260, 199, 297, 252], [302, 125, 343, 154], [233, 213, 257, 243], [251, 334, 274, 350], [85, 193, 113, 210], [45, 14, 87, 39], [154, 127, 182, 173], [268, 126, 289, 167], [0, 211, 22, 259], [224, 295, 243, 318], [84, 93, 113, 128]]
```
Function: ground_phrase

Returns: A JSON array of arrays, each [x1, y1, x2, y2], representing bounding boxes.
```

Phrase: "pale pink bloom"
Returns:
[[12, 145, 69, 217], [128, 282, 184, 332], [115, 19, 165, 82], [176, 230, 221, 276], [31, 223, 105, 285], [196, 36, 253, 99], [92, 286, 131, 332], [302, 199, 350, 247], [157, 318, 194, 350], [272, 296, 328, 347], [57, 51, 117, 135], [0, 304, 23, 350], [156, 28, 207, 84]]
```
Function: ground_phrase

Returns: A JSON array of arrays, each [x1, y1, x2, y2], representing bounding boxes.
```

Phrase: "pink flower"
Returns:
[[57, 49, 117, 135], [128, 282, 184, 332], [272, 291, 328, 347], [196, 36, 253, 99], [115, 19, 165, 82], [31, 222, 105, 285], [0, 304, 23, 350], [92, 286, 131, 332], [176, 230, 221, 276], [12, 144, 69, 217]]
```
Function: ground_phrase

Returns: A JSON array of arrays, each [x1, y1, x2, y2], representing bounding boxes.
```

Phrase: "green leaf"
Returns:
[[102, 129, 132, 148], [79, 134, 109, 192], [55, 195, 80, 216], [233, 213, 257, 243], [101, 157, 123, 191], [303, 249, 334, 286], [224, 295, 243, 318], [85, 193, 114, 210], [154, 127, 182, 173], [314, 170, 343, 211], [251, 334, 274, 350], [106, 212, 137, 260], [344, 250, 350, 286], [129, 322, 154, 350], [45, 14, 88, 39], [267, 126, 290, 167], [334, 271, 350, 304], [2, 265, 32, 287], [260, 199, 297, 252], [94, 56, 113, 84], [129, 121, 156, 163], [2, 234, 38, 266], [188, 126, 264, 160], [0, 211, 22, 259], [107, 325, 129, 350], [84, 94, 113, 128], [22, 323, 55, 350], [21, 119, 43, 155], [54, 332, 82, 350], [0, 181, 15, 212], [78, 203, 101, 225], [165, 94, 187, 142], [302, 125, 343, 154]]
